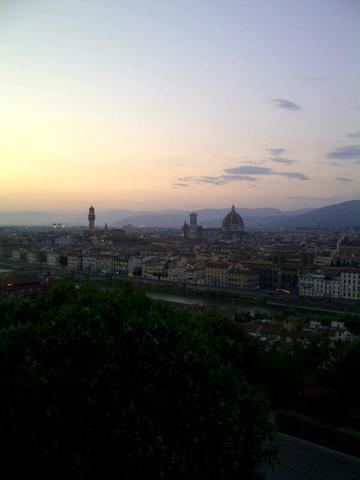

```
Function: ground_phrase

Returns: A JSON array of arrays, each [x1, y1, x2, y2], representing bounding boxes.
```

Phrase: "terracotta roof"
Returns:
[[222, 205, 244, 229]]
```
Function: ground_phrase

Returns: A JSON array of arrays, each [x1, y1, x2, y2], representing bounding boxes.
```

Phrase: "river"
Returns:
[[147, 291, 279, 317]]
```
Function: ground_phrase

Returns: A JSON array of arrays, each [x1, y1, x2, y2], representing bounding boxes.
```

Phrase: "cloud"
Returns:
[[267, 148, 286, 156], [278, 171, 308, 180], [265, 147, 296, 165], [270, 157, 296, 165], [195, 176, 227, 185], [326, 145, 360, 160], [187, 175, 257, 185], [173, 183, 188, 188], [177, 176, 193, 181], [336, 177, 353, 184], [222, 175, 257, 182], [347, 131, 360, 139], [225, 166, 272, 175], [272, 98, 302, 110], [224, 165, 308, 180], [177, 161, 310, 189]]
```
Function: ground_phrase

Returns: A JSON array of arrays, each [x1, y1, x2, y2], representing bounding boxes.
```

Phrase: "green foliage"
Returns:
[[259, 337, 339, 408], [0, 281, 273, 479], [260, 334, 360, 435], [323, 338, 360, 412]]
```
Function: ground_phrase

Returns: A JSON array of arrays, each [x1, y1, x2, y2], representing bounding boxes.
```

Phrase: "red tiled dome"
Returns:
[[222, 205, 244, 231]]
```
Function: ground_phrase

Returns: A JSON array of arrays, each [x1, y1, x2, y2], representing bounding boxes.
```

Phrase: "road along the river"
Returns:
[[263, 433, 360, 479]]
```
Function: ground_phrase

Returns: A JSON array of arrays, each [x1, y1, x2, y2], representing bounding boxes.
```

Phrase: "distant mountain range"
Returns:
[[113, 201, 360, 229], [113, 208, 291, 229], [276, 200, 360, 228], [0, 201, 359, 228]]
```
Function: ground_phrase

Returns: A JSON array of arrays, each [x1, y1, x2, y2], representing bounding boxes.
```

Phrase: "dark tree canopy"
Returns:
[[0, 281, 273, 479]]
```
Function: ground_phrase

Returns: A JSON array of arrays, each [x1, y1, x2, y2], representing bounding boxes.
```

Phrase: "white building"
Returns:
[[112, 256, 128, 275], [341, 271, 360, 300], [96, 256, 113, 275], [298, 273, 341, 298], [299, 271, 360, 300], [82, 256, 97, 274], [26, 251, 41, 264], [46, 252, 62, 268]]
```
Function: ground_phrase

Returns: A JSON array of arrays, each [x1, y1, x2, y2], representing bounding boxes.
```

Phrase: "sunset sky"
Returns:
[[0, 0, 359, 211]]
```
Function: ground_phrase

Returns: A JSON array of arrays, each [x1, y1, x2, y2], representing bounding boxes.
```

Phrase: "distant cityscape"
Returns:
[[1, 204, 359, 320]]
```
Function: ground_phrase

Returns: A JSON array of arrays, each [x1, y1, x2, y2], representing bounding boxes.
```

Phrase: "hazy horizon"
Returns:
[[1, 198, 359, 228], [0, 197, 357, 215], [1, 1, 359, 211]]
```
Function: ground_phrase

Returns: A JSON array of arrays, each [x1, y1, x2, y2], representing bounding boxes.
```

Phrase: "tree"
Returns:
[[0, 281, 273, 479]]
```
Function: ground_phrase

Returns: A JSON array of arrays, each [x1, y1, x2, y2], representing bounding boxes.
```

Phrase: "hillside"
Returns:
[[277, 200, 360, 228]]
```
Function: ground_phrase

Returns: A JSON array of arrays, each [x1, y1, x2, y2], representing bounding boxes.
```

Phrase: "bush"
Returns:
[[0, 281, 274, 479]]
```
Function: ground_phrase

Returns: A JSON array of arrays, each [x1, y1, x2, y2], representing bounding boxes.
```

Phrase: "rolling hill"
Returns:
[[276, 200, 360, 228]]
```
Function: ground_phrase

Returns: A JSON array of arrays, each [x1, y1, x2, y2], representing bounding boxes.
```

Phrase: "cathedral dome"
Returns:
[[222, 205, 244, 231]]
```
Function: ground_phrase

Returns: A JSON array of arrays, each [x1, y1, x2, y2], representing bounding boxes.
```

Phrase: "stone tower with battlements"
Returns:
[[88, 205, 95, 232]]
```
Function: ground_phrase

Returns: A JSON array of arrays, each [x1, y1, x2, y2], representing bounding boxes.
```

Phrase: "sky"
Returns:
[[0, 0, 359, 212]]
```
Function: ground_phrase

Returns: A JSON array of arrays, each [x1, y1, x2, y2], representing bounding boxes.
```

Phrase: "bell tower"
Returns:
[[189, 211, 197, 238], [88, 205, 95, 232]]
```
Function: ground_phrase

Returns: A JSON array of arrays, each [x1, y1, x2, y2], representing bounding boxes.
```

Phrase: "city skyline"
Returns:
[[1, 0, 359, 211]]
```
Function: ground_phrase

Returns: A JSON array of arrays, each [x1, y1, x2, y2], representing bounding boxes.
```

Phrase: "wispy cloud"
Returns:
[[180, 175, 257, 186], [177, 155, 310, 188], [270, 157, 296, 165], [225, 165, 309, 180], [347, 131, 360, 139], [173, 183, 188, 188], [336, 177, 353, 184], [265, 147, 296, 165], [178, 176, 193, 181], [267, 148, 286, 156], [272, 98, 302, 110], [278, 171, 308, 180], [225, 166, 271, 175], [222, 175, 257, 182], [326, 145, 360, 160]]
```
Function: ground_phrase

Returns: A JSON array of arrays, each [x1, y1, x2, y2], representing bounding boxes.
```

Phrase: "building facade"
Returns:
[[298, 273, 341, 298], [341, 271, 360, 300]]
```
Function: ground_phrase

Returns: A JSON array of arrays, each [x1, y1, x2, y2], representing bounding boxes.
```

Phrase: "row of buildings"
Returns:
[[298, 270, 360, 300], [9, 247, 260, 289], [1, 206, 359, 301], [245, 318, 354, 345], [141, 257, 259, 289], [8, 241, 360, 299]]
